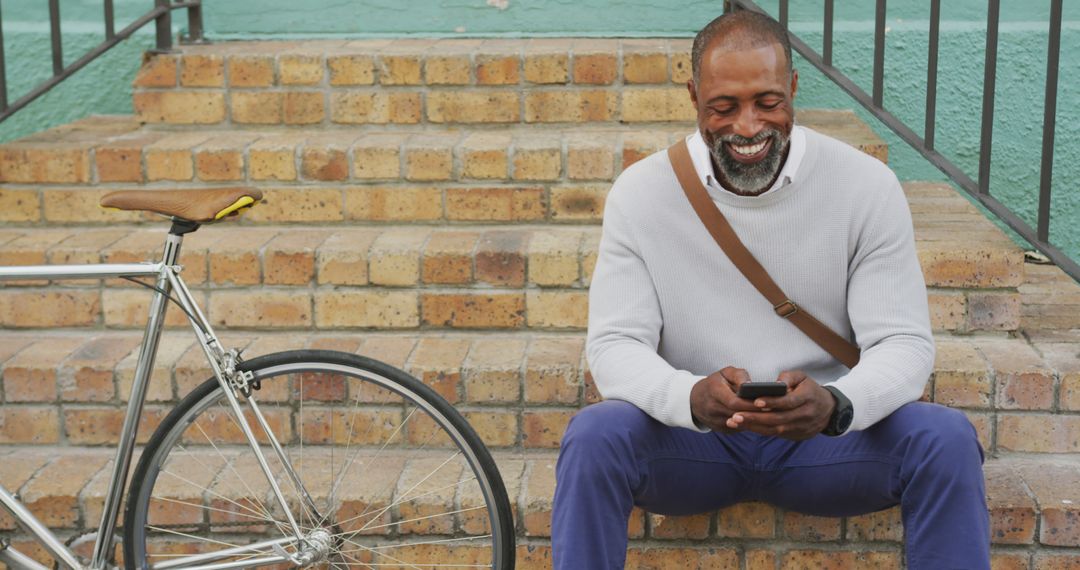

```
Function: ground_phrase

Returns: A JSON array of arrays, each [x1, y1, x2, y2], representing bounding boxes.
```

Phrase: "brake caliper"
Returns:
[[222, 349, 260, 397]]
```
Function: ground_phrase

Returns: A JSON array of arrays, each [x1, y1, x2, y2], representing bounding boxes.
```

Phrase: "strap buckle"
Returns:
[[774, 300, 799, 318]]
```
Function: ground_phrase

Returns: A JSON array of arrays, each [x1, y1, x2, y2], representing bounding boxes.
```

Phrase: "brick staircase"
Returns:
[[0, 39, 1078, 568]]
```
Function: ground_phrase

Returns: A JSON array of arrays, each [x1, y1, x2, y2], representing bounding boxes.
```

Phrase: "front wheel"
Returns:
[[124, 349, 515, 569]]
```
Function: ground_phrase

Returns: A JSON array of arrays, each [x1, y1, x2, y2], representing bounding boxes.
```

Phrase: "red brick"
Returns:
[[59, 336, 140, 403], [783, 511, 842, 541], [847, 507, 903, 542], [445, 187, 545, 222], [421, 293, 525, 329], [262, 230, 331, 285], [422, 231, 479, 285], [986, 463, 1037, 544], [475, 230, 528, 287], [462, 338, 526, 403], [525, 337, 584, 404], [522, 409, 573, 448], [21, 454, 109, 527], [0, 407, 60, 443], [649, 513, 711, 539], [406, 337, 469, 404], [716, 502, 775, 538], [1015, 461, 1080, 546]]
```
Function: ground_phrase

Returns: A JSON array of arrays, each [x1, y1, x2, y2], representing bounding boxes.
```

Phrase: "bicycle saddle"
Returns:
[[100, 187, 263, 223]]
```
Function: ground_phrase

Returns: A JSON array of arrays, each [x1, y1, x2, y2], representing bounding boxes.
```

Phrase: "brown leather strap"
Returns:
[[667, 138, 861, 369]]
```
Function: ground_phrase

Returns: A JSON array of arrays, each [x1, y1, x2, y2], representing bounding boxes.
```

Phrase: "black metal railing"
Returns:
[[725, 0, 1077, 282], [0, 0, 204, 124]]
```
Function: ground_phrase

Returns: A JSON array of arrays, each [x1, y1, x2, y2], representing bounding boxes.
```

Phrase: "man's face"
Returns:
[[688, 41, 798, 195]]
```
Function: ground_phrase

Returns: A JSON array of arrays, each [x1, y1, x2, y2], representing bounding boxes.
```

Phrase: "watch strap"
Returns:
[[821, 385, 853, 436]]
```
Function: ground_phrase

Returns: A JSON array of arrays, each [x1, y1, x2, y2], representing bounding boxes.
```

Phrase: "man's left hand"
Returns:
[[725, 370, 835, 440]]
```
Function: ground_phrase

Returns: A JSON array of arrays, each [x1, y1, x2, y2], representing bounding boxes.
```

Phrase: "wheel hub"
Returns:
[[294, 529, 333, 567]]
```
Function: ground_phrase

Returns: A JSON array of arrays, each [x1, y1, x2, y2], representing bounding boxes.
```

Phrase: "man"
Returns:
[[551, 10, 990, 569]]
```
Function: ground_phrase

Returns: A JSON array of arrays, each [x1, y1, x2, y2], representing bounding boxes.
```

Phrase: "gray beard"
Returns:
[[708, 128, 790, 196]]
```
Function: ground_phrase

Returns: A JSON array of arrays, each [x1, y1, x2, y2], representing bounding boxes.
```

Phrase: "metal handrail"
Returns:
[[0, 0, 204, 124], [726, 0, 1078, 282]]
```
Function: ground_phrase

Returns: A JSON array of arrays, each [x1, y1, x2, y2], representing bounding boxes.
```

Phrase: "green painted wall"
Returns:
[[1, 0, 1077, 262]]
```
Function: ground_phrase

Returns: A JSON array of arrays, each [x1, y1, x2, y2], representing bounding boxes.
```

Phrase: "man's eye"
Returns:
[[759, 101, 782, 110], [710, 107, 735, 115]]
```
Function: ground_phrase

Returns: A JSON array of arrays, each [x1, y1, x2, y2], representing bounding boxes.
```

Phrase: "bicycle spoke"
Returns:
[[327, 374, 393, 517], [332, 537, 424, 570], [343, 405, 451, 526], [336, 452, 462, 543], [150, 495, 289, 526], [156, 466, 278, 527], [333, 473, 478, 534], [345, 506, 486, 535], [192, 416, 280, 527]]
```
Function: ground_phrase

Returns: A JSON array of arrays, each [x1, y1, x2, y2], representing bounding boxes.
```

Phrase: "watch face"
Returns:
[[836, 407, 854, 431]]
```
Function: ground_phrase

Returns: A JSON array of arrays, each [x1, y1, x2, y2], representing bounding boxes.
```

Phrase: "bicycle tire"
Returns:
[[123, 349, 515, 569]]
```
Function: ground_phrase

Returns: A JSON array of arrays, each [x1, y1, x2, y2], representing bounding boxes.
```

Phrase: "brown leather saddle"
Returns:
[[99, 187, 263, 223]]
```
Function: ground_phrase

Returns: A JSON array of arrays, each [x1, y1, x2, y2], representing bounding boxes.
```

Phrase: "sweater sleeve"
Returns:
[[830, 173, 935, 433], [586, 193, 708, 431]]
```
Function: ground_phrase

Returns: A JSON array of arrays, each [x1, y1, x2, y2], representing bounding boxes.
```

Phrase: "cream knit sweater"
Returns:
[[586, 127, 934, 434]]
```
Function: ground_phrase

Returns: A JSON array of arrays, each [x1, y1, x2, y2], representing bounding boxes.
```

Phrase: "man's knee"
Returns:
[[561, 400, 650, 450], [558, 400, 654, 475], [891, 403, 984, 467]]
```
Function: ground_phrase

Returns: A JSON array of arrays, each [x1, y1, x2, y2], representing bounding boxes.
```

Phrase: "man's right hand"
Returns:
[[690, 367, 760, 433]]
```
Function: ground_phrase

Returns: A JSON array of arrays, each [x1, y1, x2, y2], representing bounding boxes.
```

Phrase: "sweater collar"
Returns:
[[687, 125, 806, 199]]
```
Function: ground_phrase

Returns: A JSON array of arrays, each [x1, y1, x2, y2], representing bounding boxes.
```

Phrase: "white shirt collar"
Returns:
[[686, 125, 806, 197]]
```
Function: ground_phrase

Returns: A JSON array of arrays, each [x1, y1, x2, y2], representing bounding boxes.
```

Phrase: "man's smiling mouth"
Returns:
[[726, 137, 772, 162]]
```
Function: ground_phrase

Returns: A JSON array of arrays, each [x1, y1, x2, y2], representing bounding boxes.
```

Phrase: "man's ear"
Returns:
[[790, 69, 799, 100], [687, 79, 698, 109]]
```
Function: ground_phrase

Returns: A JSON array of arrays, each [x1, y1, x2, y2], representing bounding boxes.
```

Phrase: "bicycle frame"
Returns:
[[0, 231, 311, 570]]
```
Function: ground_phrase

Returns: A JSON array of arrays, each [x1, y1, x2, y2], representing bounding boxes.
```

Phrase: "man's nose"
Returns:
[[732, 107, 762, 139]]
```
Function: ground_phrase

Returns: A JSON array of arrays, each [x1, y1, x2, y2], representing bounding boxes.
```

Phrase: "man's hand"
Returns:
[[726, 370, 836, 440], [690, 367, 759, 433]]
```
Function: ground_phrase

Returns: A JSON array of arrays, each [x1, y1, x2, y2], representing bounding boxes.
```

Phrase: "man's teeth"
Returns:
[[730, 140, 767, 156]]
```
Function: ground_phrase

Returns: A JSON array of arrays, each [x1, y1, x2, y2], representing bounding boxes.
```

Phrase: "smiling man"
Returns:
[[551, 10, 991, 570]]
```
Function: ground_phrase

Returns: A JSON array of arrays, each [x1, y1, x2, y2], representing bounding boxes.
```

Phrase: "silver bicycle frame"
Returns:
[[0, 231, 309, 570]]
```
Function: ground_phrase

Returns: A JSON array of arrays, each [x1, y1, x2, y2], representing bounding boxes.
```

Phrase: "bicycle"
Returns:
[[0, 187, 516, 570]]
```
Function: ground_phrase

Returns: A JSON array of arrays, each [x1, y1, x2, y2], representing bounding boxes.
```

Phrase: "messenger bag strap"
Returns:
[[667, 138, 861, 369]]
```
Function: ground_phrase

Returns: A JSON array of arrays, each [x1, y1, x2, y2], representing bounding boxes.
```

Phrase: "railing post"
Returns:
[[105, 0, 116, 40], [154, 0, 173, 52], [49, 0, 63, 76], [0, 7, 7, 112], [924, 0, 940, 150], [872, 0, 886, 108], [978, 0, 1001, 195], [1037, 0, 1063, 243], [823, 0, 834, 66], [183, 1, 205, 44]]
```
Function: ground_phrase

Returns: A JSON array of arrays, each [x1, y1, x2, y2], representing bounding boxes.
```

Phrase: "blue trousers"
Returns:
[[552, 400, 989, 569]]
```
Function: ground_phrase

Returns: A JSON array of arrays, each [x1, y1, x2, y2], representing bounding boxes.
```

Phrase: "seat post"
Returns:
[[163, 218, 200, 265]]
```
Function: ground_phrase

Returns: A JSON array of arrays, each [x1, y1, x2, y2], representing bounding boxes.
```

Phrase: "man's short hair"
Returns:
[[691, 10, 793, 85]]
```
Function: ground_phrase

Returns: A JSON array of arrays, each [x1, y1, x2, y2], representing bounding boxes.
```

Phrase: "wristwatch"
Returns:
[[821, 385, 854, 436]]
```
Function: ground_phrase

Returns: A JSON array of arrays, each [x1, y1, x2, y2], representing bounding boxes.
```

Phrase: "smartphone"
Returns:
[[737, 382, 788, 399]]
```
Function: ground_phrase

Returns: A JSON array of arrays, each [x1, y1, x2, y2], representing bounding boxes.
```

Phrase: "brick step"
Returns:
[[0, 329, 1076, 454], [125, 38, 854, 128], [1021, 263, 1080, 331], [0, 182, 1025, 332], [0, 447, 1076, 568], [0, 110, 883, 203]]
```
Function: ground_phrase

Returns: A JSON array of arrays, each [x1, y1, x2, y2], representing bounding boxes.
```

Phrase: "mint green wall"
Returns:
[[1, 0, 1077, 261]]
